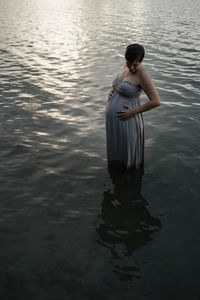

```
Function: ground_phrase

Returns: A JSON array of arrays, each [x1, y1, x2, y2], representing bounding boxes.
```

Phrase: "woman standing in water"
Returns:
[[105, 44, 160, 175]]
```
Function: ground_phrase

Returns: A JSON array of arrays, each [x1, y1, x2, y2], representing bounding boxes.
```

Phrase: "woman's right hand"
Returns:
[[107, 87, 115, 101]]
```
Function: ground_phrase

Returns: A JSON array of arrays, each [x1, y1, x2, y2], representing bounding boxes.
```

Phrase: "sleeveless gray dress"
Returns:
[[105, 73, 144, 174]]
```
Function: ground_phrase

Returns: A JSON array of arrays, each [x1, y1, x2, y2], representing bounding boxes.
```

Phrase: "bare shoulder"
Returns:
[[138, 65, 156, 89], [138, 65, 152, 81], [137, 65, 160, 104]]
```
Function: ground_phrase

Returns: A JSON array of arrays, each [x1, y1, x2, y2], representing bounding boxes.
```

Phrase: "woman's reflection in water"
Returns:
[[95, 167, 162, 281]]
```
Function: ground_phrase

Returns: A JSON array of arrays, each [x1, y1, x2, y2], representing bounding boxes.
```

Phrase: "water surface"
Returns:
[[0, 0, 200, 299]]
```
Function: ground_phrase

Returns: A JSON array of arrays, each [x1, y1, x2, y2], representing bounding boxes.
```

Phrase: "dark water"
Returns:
[[0, 0, 200, 299]]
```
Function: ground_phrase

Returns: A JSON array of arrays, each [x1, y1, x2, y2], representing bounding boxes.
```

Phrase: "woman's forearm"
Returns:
[[132, 100, 160, 115]]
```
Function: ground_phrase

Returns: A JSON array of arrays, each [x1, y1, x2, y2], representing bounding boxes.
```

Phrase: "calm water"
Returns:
[[0, 0, 200, 299]]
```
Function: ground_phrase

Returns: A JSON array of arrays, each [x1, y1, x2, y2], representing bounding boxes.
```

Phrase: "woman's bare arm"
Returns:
[[132, 69, 160, 114]]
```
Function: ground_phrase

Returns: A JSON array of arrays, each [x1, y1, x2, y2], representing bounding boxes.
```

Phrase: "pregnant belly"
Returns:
[[105, 95, 134, 118]]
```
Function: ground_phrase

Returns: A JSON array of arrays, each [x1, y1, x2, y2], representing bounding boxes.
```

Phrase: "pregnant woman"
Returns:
[[105, 44, 160, 176]]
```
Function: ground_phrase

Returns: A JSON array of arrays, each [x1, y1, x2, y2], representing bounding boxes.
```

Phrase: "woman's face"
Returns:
[[126, 59, 141, 73]]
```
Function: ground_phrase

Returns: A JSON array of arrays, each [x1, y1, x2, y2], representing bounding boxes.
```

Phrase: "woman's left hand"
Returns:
[[117, 105, 135, 121]]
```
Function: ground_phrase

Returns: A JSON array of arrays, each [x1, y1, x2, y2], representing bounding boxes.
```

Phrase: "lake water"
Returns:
[[0, 0, 200, 299]]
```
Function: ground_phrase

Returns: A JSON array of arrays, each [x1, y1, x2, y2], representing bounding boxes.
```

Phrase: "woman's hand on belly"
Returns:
[[117, 105, 135, 121], [107, 87, 115, 101]]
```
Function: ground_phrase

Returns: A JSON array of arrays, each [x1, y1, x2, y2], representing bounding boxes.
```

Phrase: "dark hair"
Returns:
[[125, 43, 145, 63]]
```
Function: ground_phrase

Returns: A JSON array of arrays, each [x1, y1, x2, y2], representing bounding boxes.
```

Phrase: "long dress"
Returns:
[[105, 73, 144, 175]]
